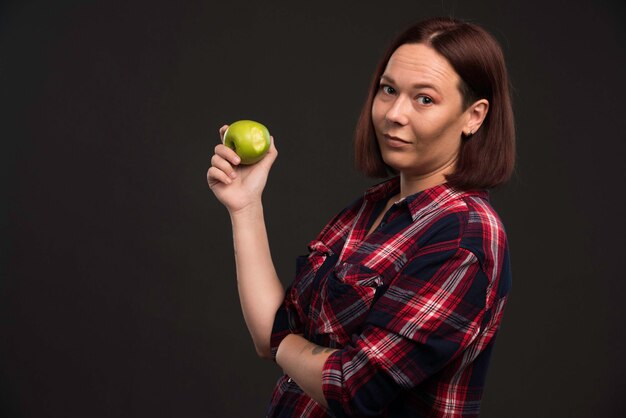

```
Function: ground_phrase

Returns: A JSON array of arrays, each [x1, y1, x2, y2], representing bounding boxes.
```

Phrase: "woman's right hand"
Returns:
[[207, 124, 278, 214]]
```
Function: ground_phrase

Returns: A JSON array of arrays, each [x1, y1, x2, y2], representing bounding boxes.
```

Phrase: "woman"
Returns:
[[208, 16, 515, 418]]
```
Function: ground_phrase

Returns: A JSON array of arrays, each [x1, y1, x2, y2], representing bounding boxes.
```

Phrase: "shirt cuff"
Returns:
[[270, 303, 299, 361], [321, 350, 347, 416]]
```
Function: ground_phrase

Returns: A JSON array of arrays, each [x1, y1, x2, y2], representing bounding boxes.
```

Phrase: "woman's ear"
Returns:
[[463, 99, 489, 137]]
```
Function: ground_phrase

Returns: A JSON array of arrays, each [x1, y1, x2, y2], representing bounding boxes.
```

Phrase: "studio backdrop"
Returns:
[[2, 0, 625, 417]]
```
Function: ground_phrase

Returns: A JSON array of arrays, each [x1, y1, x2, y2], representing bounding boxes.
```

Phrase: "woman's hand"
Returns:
[[207, 124, 278, 214]]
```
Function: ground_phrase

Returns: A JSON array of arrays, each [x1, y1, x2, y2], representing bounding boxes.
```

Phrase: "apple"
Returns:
[[223, 120, 271, 165]]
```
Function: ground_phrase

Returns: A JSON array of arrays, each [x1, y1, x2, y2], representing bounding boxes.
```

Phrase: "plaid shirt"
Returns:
[[268, 177, 511, 417]]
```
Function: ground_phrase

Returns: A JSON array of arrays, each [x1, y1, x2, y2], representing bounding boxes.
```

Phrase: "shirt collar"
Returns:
[[364, 176, 490, 221]]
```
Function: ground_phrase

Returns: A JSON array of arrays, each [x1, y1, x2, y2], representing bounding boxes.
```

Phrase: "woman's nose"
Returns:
[[385, 96, 410, 125]]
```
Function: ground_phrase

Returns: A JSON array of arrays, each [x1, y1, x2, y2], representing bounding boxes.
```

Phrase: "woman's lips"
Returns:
[[383, 134, 411, 147]]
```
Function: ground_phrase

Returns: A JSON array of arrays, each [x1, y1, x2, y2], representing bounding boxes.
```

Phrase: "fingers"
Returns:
[[219, 125, 229, 143], [211, 153, 237, 180], [207, 166, 233, 186], [209, 143, 240, 186], [215, 124, 240, 168], [214, 143, 241, 165], [207, 125, 240, 187]]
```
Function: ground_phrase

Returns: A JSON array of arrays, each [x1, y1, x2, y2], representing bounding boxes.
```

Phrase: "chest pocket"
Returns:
[[292, 240, 333, 292], [314, 262, 385, 346], [288, 240, 335, 330]]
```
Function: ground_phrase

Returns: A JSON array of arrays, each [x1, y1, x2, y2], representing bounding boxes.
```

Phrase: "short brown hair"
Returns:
[[354, 17, 516, 190]]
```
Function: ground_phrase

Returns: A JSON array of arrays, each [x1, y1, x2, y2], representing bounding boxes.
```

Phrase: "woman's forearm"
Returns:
[[229, 202, 285, 359], [276, 334, 337, 408]]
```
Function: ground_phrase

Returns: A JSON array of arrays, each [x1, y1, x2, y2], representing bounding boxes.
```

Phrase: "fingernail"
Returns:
[[230, 172, 237, 179]]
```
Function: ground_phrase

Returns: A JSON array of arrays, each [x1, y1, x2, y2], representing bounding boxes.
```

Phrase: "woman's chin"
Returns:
[[381, 156, 412, 174]]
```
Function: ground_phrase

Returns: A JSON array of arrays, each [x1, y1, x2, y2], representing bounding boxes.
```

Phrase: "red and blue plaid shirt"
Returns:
[[268, 177, 511, 417]]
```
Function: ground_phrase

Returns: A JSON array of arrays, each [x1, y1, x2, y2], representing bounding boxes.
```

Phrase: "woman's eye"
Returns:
[[417, 96, 433, 105], [380, 84, 396, 95]]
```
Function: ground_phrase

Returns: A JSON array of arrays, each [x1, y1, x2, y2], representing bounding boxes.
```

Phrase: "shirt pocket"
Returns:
[[289, 240, 334, 326], [294, 240, 333, 286], [315, 262, 384, 346]]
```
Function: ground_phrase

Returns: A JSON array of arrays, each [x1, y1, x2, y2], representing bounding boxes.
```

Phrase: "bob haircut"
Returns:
[[354, 17, 516, 190]]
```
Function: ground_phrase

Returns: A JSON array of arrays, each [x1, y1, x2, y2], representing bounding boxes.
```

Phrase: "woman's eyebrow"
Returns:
[[380, 74, 441, 93]]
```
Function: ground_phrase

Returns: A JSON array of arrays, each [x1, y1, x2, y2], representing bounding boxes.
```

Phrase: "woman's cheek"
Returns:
[[371, 98, 385, 126]]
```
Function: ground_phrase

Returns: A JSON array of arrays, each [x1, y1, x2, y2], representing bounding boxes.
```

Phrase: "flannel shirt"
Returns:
[[268, 177, 511, 417]]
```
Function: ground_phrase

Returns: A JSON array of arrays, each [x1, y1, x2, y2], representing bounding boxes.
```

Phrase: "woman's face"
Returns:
[[371, 43, 476, 181]]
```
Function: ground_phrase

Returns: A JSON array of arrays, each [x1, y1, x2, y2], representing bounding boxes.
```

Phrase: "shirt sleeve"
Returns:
[[321, 246, 490, 417], [270, 281, 304, 361]]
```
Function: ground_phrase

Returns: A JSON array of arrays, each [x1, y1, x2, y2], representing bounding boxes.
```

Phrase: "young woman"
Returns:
[[208, 16, 515, 418]]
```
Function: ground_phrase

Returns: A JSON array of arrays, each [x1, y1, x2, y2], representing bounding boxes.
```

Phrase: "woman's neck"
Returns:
[[397, 154, 457, 198]]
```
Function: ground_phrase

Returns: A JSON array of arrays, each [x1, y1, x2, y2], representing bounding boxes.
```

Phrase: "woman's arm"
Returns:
[[230, 203, 285, 359], [208, 125, 283, 359], [276, 334, 337, 408]]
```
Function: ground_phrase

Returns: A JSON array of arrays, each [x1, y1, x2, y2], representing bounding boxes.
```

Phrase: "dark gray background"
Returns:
[[2, 0, 625, 417]]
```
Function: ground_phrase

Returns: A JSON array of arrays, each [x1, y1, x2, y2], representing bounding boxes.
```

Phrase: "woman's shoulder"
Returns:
[[411, 185, 508, 271], [458, 191, 508, 244], [424, 184, 506, 238], [455, 190, 509, 279]]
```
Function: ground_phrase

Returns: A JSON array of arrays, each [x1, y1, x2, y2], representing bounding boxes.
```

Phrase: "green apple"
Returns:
[[223, 120, 271, 165]]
